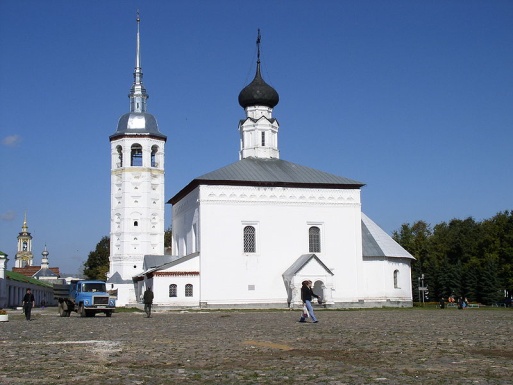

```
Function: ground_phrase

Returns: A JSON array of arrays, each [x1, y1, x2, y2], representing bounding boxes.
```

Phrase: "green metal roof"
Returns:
[[6, 271, 53, 288]]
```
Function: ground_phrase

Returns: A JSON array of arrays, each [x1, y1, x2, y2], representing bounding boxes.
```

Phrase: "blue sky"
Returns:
[[1, 1, 512, 274]]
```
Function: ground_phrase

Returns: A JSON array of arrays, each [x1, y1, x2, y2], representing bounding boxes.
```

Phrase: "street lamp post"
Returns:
[[418, 276, 421, 304], [418, 274, 426, 306]]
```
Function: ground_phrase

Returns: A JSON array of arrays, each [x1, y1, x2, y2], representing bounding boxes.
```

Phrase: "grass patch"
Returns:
[[114, 307, 143, 313]]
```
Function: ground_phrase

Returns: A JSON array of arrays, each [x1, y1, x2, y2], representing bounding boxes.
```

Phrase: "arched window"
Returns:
[[261, 131, 265, 146], [131, 144, 143, 166], [185, 284, 193, 297], [243, 226, 256, 253], [151, 145, 158, 167], [169, 284, 177, 297], [309, 226, 321, 253], [23, 241, 27, 251], [134, 221, 138, 227], [394, 270, 399, 288], [116, 145, 123, 167]]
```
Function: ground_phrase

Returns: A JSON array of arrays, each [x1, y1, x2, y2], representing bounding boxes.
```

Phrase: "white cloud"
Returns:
[[0, 211, 16, 222], [2, 135, 22, 147]]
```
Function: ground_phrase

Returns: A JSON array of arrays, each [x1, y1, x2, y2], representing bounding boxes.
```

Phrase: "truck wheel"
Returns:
[[79, 305, 86, 317], [105, 311, 112, 317], [58, 303, 67, 317]]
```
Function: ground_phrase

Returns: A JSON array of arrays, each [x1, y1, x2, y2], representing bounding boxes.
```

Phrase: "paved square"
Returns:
[[1, 308, 511, 384]]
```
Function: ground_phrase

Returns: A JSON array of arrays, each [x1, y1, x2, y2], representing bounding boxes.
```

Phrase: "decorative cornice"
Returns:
[[239, 116, 278, 126], [109, 133, 167, 142], [152, 271, 199, 277], [199, 185, 360, 206]]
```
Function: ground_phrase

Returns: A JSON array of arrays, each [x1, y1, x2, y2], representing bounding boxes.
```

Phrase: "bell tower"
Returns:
[[107, 13, 167, 297], [238, 30, 280, 160], [15, 214, 33, 268]]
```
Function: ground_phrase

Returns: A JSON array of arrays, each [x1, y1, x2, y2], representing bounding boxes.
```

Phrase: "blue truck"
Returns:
[[53, 280, 116, 317]]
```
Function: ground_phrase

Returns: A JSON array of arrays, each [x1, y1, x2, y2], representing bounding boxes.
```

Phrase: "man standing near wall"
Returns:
[[143, 287, 154, 318], [22, 288, 35, 321]]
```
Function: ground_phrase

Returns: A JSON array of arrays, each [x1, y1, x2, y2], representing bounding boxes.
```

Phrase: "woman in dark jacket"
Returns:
[[299, 280, 320, 323]]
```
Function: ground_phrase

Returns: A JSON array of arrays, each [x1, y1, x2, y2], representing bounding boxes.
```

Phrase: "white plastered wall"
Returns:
[[172, 184, 363, 307]]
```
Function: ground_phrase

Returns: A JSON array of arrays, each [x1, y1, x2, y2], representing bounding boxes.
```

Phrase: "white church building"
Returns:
[[107, 19, 414, 309]]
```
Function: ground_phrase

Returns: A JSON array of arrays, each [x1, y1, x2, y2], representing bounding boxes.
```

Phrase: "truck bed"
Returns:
[[53, 284, 71, 299]]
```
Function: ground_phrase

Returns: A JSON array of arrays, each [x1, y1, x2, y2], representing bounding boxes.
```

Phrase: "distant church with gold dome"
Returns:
[[12, 215, 60, 280], [0, 216, 59, 308]]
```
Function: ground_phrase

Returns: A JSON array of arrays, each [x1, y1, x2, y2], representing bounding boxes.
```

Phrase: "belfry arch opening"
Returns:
[[151, 145, 159, 167], [131, 144, 143, 166], [116, 145, 123, 167]]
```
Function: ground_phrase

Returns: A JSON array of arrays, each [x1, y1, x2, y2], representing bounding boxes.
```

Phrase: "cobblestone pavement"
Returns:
[[0, 307, 511, 385]]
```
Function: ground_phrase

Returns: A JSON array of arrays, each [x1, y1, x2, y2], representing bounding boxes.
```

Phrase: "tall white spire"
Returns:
[[129, 11, 148, 113], [22, 211, 28, 232], [135, 11, 141, 70]]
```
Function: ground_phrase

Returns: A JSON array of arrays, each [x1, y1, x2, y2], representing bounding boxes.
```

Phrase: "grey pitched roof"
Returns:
[[33, 268, 59, 278], [169, 157, 365, 204], [282, 254, 334, 281], [134, 253, 199, 278], [106, 271, 133, 284], [143, 255, 175, 270], [361, 213, 414, 259]]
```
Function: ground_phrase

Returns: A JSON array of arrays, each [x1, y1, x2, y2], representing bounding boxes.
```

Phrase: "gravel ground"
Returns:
[[0, 307, 511, 385]]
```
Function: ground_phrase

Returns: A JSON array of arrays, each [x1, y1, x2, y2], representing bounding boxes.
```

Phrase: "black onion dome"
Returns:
[[238, 63, 279, 109]]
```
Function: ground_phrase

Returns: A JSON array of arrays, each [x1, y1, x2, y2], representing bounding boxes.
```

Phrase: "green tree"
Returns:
[[393, 211, 513, 304], [478, 255, 502, 305], [164, 225, 172, 253], [480, 211, 513, 297], [432, 256, 459, 301], [393, 221, 431, 302], [463, 257, 480, 302], [83, 236, 110, 280]]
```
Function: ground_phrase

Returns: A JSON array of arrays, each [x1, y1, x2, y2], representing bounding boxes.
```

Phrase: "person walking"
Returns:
[[22, 288, 35, 321], [299, 280, 321, 323], [143, 287, 154, 318]]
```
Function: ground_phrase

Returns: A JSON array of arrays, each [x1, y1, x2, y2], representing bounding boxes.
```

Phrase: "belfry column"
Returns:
[[107, 13, 167, 306]]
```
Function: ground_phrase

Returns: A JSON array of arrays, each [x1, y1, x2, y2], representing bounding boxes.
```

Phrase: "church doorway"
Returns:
[[312, 280, 324, 301]]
